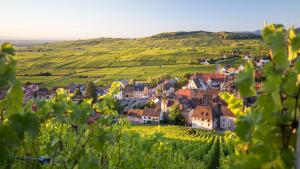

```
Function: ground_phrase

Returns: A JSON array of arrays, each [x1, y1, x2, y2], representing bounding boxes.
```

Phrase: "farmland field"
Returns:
[[14, 31, 267, 87], [128, 125, 235, 169]]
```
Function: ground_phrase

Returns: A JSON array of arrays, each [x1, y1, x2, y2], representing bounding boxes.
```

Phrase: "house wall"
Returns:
[[191, 119, 213, 130], [187, 80, 198, 89], [220, 116, 236, 130], [142, 116, 159, 124], [114, 91, 123, 100], [128, 116, 143, 124]]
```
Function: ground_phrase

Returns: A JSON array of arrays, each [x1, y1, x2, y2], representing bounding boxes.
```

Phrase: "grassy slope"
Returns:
[[15, 31, 267, 87]]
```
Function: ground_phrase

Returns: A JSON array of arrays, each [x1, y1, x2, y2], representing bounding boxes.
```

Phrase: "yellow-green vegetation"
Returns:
[[2, 22, 299, 168], [15, 31, 267, 86], [128, 125, 234, 169], [128, 125, 220, 140]]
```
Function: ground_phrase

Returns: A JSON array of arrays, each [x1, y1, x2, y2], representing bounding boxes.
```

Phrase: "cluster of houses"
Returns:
[[0, 54, 269, 132], [124, 72, 239, 131], [123, 55, 269, 131]]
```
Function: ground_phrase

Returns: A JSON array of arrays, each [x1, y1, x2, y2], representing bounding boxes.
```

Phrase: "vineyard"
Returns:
[[14, 31, 266, 87], [128, 125, 235, 169], [1, 23, 300, 169]]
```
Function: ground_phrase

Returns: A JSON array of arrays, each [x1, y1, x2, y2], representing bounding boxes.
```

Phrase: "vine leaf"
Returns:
[[235, 62, 256, 97], [288, 28, 300, 61], [0, 81, 23, 114]]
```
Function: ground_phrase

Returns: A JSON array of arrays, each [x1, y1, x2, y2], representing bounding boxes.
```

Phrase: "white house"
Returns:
[[238, 65, 245, 72], [219, 67, 227, 75], [191, 105, 219, 130], [127, 109, 143, 124], [220, 106, 236, 130], [243, 55, 251, 61], [186, 79, 207, 90], [141, 108, 160, 124], [127, 108, 160, 124], [114, 90, 123, 100], [200, 60, 210, 65]]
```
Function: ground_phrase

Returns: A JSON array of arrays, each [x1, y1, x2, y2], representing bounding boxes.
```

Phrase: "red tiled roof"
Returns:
[[192, 105, 213, 121], [142, 108, 160, 117], [193, 73, 225, 82], [226, 67, 236, 73], [177, 89, 192, 97], [221, 106, 235, 118], [127, 108, 160, 118], [127, 109, 143, 117]]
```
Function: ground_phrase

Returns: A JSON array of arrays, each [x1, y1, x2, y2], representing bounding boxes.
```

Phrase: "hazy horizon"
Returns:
[[1, 0, 300, 40]]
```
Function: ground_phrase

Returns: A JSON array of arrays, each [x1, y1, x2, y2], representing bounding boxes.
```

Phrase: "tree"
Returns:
[[183, 73, 192, 79], [84, 81, 97, 101], [169, 105, 185, 125], [220, 24, 300, 169], [144, 100, 156, 108], [175, 78, 188, 90]]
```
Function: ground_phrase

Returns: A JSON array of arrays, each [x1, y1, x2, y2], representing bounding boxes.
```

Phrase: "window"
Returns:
[[223, 119, 225, 122], [148, 117, 151, 119], [208, 124, 210, 126]]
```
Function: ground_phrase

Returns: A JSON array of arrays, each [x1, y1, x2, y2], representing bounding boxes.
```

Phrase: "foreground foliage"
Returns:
[[220, 24, 300, 168], [1, 42, 234, 168], [1, 23, 299, 169]]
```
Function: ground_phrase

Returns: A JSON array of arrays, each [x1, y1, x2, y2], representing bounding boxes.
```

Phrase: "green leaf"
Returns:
[[0, 81, 23, 114], [282, 72, 298, 97], [70, 103, 89, 125], [9, 112, 39, 138], [219, 92, 244, 115], [53, 102, 66, 122], [288, 28, 300, 61], [235, 62, 256, 97], [22, 112, 39, 137], [0, 125, 19, 165], [235, 115, 254, 141], [262, 24, 289, 71], [1, 43, 15, 55]]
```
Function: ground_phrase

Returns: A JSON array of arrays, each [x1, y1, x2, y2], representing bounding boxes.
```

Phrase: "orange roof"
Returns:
[[142, 108, 160, 117], [193, 73, 225, 82], [127, 109, 143, 117], [227, 67, 236, 73], [221, 106, 235, 118], [177, 89, 192, 97], [192, 105, 213, 121]]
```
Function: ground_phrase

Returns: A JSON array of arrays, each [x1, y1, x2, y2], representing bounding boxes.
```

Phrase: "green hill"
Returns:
[[14, 31, 267, 87]]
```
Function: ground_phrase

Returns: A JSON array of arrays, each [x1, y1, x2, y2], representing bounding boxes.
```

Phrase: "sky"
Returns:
[[0, 0, 299, 40]]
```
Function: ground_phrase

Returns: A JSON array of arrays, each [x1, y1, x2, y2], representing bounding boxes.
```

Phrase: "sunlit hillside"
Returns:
[[15, 31, 267, 86]]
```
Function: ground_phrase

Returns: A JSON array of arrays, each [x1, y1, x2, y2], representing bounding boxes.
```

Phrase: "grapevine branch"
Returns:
[[50, 123, 64, 169]]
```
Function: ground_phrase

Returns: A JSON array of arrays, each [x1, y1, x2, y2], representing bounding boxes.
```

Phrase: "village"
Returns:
[[0, 56, 270, 132]]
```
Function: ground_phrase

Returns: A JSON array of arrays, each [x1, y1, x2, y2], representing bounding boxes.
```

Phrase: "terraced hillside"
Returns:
[[14, 31, 267, 86]]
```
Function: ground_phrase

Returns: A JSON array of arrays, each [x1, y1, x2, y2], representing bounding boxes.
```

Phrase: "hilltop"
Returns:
[[14, 31, 267, 87]]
